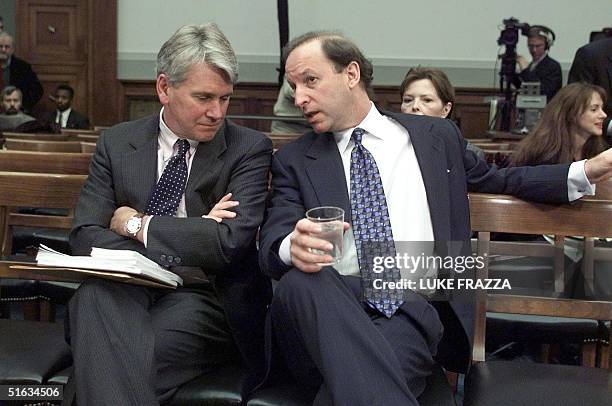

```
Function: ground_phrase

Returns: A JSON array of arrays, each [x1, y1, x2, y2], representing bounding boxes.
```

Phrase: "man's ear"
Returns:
[[156, 74, 170, 105], [346, 61, 361, 89]]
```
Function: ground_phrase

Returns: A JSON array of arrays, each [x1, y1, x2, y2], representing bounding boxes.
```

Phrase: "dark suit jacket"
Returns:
[[258, 111, 569, 372], [41, 109, 91, 131], [515, 54, 562, 102], [568, 37, 612, 117], [8, 56, 43, 113], [70, 114, 273, 383]]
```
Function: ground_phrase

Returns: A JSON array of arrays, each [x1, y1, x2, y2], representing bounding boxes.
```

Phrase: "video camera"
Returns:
[[498, 18, 531, 76], [494, 18, 531, 131]]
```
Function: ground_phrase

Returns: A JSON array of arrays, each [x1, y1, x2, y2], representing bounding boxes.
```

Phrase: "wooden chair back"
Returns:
[[468, 193, 612, 365], [80, 142, 97, 153], [0, 150, 92, 174], [60, 128, 97, 136], [1, 132, 71, 141], [73, 134, 99, 142], [4, 139, 83, 153], [0, 172, 87, 256]]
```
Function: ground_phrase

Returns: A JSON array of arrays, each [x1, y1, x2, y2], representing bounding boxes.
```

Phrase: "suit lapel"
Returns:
[[123, 116, 159, 211], [386, 111, 451, 242], [66, 111, 74, 128], [185, 122, 227, 216], [304, 133, 352, 221]]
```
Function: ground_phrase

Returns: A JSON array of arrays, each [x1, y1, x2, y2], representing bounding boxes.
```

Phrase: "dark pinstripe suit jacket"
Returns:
[[70, 113, 273, 379]]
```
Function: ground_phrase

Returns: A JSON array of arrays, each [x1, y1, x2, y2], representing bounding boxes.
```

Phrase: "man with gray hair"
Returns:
[[0, 85, 38, 130], [66, 23, 272, 405], [0, 31, 43, 112]]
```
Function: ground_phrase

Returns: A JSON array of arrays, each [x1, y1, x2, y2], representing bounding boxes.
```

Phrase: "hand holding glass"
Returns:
[[305, 206, 344, 265]]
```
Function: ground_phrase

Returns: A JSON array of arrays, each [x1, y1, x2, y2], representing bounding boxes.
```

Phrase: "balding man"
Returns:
[[0, 31, 43, 112]]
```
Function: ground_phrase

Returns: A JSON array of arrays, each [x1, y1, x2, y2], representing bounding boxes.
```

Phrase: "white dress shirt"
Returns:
[[56, 108, 71, 128], [279, 103, 595, 277], [142, 107, 199, 246]]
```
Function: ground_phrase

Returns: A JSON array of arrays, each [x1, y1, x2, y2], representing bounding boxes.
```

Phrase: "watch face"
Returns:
[[126, 216, 142, 234]]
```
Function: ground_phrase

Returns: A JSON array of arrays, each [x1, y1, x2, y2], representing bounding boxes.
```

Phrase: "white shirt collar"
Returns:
[[333, 102, 386, 153], [158, 107, 198, 154], [58, 107, 72, 117]]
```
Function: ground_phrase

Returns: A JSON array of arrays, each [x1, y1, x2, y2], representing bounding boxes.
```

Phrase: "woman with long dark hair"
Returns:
[[511, 82, 608, 166]]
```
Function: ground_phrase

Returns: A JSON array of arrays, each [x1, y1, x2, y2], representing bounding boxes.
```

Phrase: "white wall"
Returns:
[[117, 0, 611, 85]]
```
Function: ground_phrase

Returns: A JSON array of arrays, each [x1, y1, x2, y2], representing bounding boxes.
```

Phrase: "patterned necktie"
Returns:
[[145, 139, 190, 216], [350, 127, 403, 318]]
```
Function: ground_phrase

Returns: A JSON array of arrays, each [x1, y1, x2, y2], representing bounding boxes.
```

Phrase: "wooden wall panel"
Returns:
[[26, 3, 82, 60], [16, 0, 118, 126], [120, 80, 500, 138], [30, 64, 86, 115]]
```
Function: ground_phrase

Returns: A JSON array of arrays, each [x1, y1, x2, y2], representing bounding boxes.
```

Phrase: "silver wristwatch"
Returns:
[[125, 213, 144, 238]]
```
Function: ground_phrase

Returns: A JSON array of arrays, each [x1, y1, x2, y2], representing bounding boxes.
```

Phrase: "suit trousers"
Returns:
[[269, 267, 444, 406], [65, 278, 237, 406]]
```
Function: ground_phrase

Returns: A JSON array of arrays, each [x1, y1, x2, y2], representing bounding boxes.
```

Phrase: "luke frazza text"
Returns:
[[373, 278, 511, 291], [372, 253, 486, 274]]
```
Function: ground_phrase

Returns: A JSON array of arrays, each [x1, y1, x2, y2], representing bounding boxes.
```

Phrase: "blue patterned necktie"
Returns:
[[350, 127, 403, 318], [145, 139, 190, 216]]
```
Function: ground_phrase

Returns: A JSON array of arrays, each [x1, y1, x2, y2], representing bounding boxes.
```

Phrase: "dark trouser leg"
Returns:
[[152, 286, 237, 402], [270, 268, 443, 406], [67, 279, 158, 406], [66, 280, 235, 406]]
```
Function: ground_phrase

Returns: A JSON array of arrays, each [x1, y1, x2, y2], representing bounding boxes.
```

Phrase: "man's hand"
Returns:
[[585, 148, 612, 184], [203, 193, 239, 223], [110, 206, 139, 237], [289, 219, 350, 273]]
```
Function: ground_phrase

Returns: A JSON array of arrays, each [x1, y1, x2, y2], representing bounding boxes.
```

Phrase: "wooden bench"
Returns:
[[4, 139, 84, 153], [0, 150, 92, 174], [1, 132, 71, 141]]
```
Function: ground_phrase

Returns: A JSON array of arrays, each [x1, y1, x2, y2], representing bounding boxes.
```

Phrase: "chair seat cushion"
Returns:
[[464, 360, 612, 406], [487, 312, 600, 342], [46, 366, 71, 385], [168, 365, 244, 405], [0, 319, 71, 384], [12, 226, 70, 256], [247, 364, 455, 406]]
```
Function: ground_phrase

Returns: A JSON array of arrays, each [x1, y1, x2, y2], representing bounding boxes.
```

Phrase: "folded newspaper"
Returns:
[[35, 245, 183, 287]]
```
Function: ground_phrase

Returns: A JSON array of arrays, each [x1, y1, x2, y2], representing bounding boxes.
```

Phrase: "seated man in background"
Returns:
[[514, 25, 562, 102], [399, 66, 484, 159], [65, 23, 272, 405], [0, 85, 39, 131], [0, 31, 43, 113], [42, 84, 90, 131], [259, 30, 612, 405]]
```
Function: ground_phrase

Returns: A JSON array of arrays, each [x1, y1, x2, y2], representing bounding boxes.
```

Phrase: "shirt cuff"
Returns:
[[142, 216, 152, 248], [279, 233, 293, 266], [568, 160, 596, 201]]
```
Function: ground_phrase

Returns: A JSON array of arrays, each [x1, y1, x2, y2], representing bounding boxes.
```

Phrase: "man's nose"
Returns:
[[294, 86, 308, 108], [206, 100, 223, 120]]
